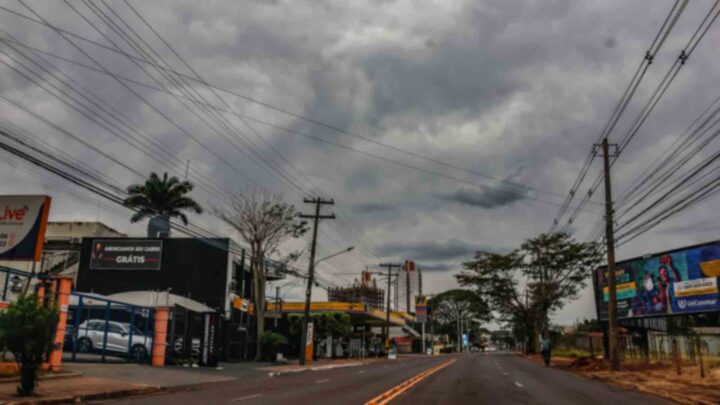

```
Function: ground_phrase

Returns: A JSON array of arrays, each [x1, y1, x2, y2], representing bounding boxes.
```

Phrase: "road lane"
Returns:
[[393, 352, 672, 405], [109, 356, 448, 405], [108, 353, 672, 404]]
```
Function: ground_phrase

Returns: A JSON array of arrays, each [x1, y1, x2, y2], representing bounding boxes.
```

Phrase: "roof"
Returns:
[[107, 291, 215, 313], [252, 301, 409, 328]]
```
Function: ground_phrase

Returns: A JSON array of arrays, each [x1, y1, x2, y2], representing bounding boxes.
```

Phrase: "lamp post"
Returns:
[[299, 246, 354, 365], [315, 246, 355, 267]]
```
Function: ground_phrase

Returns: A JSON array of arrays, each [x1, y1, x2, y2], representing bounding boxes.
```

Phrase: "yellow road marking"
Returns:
[[364, 359, 456, 405]]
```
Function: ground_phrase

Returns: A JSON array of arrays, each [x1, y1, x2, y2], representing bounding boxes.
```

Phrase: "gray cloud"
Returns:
[[378, 239, 481, 262], [350, 202, 396, 214], [441, 187, 529, 209], [1, 1, 717, 326]]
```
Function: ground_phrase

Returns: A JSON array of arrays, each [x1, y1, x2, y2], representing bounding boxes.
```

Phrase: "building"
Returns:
[[327, 270, 385, 310]]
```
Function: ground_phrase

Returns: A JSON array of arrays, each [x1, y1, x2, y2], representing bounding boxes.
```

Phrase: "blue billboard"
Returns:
[[594, 241, 720, 320]]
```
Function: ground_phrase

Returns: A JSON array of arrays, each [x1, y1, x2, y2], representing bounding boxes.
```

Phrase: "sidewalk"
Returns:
[[0, 375, 156, 405], [259, 357, 389, 375], [0, 363, 236, 405]]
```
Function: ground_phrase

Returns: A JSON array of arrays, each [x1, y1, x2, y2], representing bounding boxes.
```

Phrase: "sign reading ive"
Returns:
[[0, 195, 51, 261], [89, 239, 163, 270]]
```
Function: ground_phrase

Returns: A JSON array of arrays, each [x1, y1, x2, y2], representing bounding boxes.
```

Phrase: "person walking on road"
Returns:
[[540, 334, 552, 368]]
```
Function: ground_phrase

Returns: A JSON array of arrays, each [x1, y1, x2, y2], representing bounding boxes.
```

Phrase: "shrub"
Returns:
[[260, 331, 288, 361], [0, 294, 59, 396]]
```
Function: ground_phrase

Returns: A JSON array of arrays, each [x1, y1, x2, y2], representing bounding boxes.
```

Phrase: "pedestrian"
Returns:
[[540, 333, 552, 368]]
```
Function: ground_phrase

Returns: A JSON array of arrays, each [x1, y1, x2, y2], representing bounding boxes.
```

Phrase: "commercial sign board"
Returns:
[[594, 241, 720, 320], [415, 295, 427, 323], [0, 195, 51, 262], [199, 312, 219, 367], [89, 239, 163, 270]]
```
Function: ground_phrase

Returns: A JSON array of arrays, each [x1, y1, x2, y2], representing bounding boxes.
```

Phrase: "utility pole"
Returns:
[[596, 138, 621, 371], [419, 267, 425, 354], [299, 198, 335, 365], [406, 265, 411, 313], [380, 262, 402, 351]]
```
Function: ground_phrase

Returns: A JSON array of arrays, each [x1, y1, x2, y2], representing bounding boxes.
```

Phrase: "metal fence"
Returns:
[[65, 292, 155, 364]]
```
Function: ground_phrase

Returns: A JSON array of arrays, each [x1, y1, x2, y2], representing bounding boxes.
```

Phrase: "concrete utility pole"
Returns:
[[380, 262, 402, 350], [596, 138, 621, 371], [299, 198, 335, 365]]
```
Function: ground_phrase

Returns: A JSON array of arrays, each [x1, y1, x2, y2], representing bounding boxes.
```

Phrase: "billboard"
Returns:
[[89, 239, 163, 270], [0, 195, 51, 261], [415, 295, 427, 323], [594, 241, 720, 320]]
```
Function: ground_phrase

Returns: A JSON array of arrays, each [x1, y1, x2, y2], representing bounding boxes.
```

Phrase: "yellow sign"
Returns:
[[700, 260, 720, 277]]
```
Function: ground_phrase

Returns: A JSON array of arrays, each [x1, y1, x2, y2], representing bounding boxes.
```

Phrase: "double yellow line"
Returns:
[[364, 359, 456, 405]]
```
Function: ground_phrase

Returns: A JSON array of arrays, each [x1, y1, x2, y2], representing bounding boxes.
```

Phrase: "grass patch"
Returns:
[[553, 348, 593, 358]]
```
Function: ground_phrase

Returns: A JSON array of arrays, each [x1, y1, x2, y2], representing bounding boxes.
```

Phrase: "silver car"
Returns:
[[75, 319, 153, 361]]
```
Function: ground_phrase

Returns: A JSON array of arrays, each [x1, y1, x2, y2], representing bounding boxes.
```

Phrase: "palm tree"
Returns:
[[123, 172, 203, 237]]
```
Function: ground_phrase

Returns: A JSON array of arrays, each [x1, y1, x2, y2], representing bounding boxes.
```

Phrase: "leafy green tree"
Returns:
[[123, 172, 203, 234], [0, 295, 59, 396], [216, 190, 307, 361], [289, 312, 352, 340], [428, 289, 490, 351], [457, 232, 601, 353]]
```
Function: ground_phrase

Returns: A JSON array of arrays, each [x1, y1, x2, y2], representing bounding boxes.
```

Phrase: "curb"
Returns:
[[267, 361, 367, 377]]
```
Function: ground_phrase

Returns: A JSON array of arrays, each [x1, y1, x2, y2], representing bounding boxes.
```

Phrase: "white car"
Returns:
[[75, 319, 153, 361]]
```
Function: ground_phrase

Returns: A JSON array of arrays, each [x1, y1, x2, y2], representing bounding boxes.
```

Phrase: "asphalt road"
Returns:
[[108, 353, 672, 405]]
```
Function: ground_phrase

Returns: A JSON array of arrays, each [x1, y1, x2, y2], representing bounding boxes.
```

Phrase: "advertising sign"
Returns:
[[89, 239, 163, 270], [595, 241, 720, 320], [415, 295, 427, 323], [0, 195, 51, 261], [199, 312, 219, 367], [305, 322, 314, 362]]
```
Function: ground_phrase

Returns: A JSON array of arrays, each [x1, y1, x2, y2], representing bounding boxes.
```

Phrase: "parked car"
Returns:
[[74, 319, 153, 361]]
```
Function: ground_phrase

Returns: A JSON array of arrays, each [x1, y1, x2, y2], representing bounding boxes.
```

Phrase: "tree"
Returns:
[[289, 312, 352, 340], [123, 172, 203, 236], [428, 289, 490, 351], [0, 295, 59, 396], [288, 312, 351, 358], [457, 232, 601, 353], [215, 190, 307, 361]]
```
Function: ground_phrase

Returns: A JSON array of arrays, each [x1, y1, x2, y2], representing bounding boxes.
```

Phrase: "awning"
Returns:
[[106, 291, 215, 313], [260, 301, 408, 328]]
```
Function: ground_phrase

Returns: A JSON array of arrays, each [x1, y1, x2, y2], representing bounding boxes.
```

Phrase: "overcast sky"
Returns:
[[2, 0, 720, 327]]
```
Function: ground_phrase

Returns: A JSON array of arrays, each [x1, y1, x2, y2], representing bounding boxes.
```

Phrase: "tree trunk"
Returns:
[[252, 249, 266, 361]]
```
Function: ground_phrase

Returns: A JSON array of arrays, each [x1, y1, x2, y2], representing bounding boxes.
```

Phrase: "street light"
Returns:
[[315, 246, 354, 266], [299, 246, 354, 365]]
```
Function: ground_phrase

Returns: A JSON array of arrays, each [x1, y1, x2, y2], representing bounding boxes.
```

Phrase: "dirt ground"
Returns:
[[527, 354, 720, 405]]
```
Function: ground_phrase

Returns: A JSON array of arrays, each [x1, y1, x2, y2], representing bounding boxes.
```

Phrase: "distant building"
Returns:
[[43, 221, 127, 278], [327, 270, 385, 310]]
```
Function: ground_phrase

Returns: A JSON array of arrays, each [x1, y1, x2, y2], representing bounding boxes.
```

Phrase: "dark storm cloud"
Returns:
[[378, 239, 480, 261], [441, 186, 528, 209]]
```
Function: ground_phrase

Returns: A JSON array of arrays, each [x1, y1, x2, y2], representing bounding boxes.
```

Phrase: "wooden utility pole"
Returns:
[[596, 138, 621, 371], [298, 198, 335, 365], [380, 262, 402, 350]]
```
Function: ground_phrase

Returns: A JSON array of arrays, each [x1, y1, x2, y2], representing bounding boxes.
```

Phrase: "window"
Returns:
[[108, 323, 125, 334]]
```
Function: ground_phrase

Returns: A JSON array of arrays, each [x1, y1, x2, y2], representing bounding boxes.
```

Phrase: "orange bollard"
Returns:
[[36, 282, 45, 305], [48, 277, 72, 372], [152, 307, 169, 367]]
